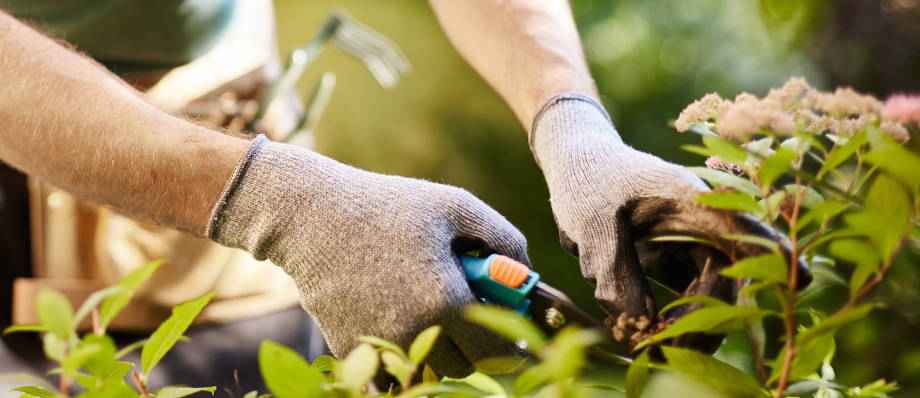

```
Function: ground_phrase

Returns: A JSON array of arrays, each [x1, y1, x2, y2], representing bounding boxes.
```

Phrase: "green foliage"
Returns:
[[258, 341, 323, 398], [141, 292, 214, 374], [464, 305, 547, 353], [99, 260, 161, 332], [662, 346, 768, 397], [154, 386, 216, 398], [653, 81, 919, 398], [2, 261, 215, 398], [636, 306, 772, 349]]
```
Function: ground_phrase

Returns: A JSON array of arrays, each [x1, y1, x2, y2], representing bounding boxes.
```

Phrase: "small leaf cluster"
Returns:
[[253, 305, 616, 397], [626, 80, 919, 398], [4, 261, 217, 398]]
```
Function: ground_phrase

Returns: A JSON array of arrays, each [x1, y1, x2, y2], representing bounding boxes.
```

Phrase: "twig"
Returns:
[[91, 308, 102, 335], [774, 177, 805, 397], [132, 371, 150, 398], [58, 374, 70, 396]]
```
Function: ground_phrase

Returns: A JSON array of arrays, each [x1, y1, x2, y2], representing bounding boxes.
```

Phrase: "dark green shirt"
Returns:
[[1, 0, 235, 72]]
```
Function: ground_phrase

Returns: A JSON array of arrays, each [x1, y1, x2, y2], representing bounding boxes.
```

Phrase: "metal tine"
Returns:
[[284, 72, 337, 146], [335, 27, 410, 80], [251, 10, 410, 130], [330, 12, 410, 88]]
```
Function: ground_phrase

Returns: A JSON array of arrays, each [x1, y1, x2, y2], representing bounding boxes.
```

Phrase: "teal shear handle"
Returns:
[[460, 254, 540, 314]]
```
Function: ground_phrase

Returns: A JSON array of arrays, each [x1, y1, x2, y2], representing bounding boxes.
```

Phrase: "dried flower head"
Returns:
[[677, 78, 911, 144], [810, 87, 883, 116], [675, 93, 728, 132], [764, 77, 814, 111], [830, 114, 874, 137], [713, 92, 796, 140]]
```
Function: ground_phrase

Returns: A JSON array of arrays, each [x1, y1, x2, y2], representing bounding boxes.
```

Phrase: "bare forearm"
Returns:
[[0, 12, 248, 235], [430, 0, 597, 131]]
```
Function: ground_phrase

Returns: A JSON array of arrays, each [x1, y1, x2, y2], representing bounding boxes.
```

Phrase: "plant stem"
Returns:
[[91, 308, 102, 335], [132, 371, 150, 398], [774, 177, 805, 398], [58, 374, 70, 397]]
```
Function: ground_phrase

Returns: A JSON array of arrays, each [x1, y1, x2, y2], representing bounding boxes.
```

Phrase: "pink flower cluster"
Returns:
[[674, 78, 911, 143], [884, 95, 920, 124]]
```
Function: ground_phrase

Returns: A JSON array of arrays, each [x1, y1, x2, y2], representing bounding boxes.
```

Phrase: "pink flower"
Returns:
[[884, 95, 920, 124]]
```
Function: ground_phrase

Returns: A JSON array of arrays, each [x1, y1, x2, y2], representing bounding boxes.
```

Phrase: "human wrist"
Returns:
[[529, 93, 624, 170]]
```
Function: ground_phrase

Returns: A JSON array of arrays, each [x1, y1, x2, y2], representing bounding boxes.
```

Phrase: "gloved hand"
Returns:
[[208, 136, 529, 377], [530, 94, 788, 341]]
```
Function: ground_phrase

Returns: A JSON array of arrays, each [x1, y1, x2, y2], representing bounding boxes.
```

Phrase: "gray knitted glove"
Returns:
[[208, 136, 529, 377], [530, 94, 787, 337]]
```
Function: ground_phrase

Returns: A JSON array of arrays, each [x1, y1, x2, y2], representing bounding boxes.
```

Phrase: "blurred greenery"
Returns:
[[273, 0, 919, 395]]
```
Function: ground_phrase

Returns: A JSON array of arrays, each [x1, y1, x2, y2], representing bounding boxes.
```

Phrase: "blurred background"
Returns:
[[273, 0, 920, 395]]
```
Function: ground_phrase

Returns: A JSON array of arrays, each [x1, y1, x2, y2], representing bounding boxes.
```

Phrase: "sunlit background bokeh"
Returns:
[[273, 0, 920, 395]]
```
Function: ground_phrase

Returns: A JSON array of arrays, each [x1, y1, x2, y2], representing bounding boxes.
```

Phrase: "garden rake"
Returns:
[[251, 10, 411, 144]]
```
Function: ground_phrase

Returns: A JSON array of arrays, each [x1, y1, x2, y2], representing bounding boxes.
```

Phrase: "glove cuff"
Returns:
[[207, 134, 270, 241], [529, 93, 623, 169]]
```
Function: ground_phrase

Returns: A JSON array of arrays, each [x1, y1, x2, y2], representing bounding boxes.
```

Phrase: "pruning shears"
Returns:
[[460, 255, 605, 338]]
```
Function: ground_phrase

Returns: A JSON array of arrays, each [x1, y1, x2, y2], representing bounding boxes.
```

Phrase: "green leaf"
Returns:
[[696, 191, 761, 212], [819, 130, 867, 179], [465, 305, 546, 352], [827, 239, 880, 295], [658, 295, 729, 317], [444, 372, 506, 395], [99, 260, 161, 330], [663, 347, 767, 397], [758, 190, 787, 221], [714, 331, 759, 377], [358, 336, 408, 360], [154, 386, 216, 398], [847, 379, 899, 397], [141, 292, 213, 374], [720, 254, 788, 284], [625, 350, 650, 398], [259, 340, 324, 398], [73, 287, 122, 329], [38, 288, 74, 340], [3, 324, 48, 335], [409, 325, 441, 365], [114, 339, 148, 359], [681, 144, 713, 158], [12, 386, 62, 398], [690, 167, 761, 197], [381, 350, 415, 387], [74, 334, 118, 378], [336, 343, 379, 390], [637, 306, 772, 349], [864, 129, 920, 189], [844, 175, 912, 261], [757, 147, 795, 188], [42, 333, 67, 362], [795, 200, 849, 234], [311, 355, 337, 373], [784, 184, 824, 208], [514, 364, 551, 394], [540, 327, 603, 381], [797, 304, 876, 345], [769, 333, 835, 384], [703, 135, 749, 164], [723, 233, 781, 253], [396, 383, 460, 398], [473, 356, 529, 375]]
